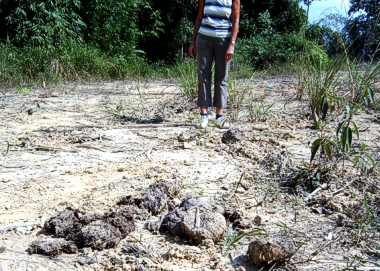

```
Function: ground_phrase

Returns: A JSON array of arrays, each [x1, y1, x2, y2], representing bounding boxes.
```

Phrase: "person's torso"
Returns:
[[199, 0, 233, 38]]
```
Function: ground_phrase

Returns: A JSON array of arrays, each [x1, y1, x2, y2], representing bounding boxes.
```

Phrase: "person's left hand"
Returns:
[[225, 43, 235, 62]]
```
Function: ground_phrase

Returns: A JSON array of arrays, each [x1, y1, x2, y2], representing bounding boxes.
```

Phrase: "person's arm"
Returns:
[[225, 0, 240, 61], [189, 0, 205, 57]]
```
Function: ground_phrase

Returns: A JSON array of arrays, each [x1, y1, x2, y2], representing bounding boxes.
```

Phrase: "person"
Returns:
[[189, 0, 240, 128]]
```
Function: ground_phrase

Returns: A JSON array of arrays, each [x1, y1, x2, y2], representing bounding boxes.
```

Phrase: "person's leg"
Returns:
[[197, 34, 214, 115], [213, 37, 230, 118]]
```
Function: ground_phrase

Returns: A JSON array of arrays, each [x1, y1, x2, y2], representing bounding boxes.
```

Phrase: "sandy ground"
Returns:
[[0, 78, 379, 271]]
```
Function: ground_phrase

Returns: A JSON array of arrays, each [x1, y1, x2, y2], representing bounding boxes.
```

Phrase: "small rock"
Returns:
[[77, 255, 97, 265], [118, 180, 182, 216], [43, 207, 101, 240], [15, 225, 34, 235], [160, 198, 227, 244], [122, 243, 147, 257], [144, 218, 162, 233], [142, 186, 169, 215], [28, 237, 78, 256], [247, 240, 290, 266], [182, 141, 194, 149], [253, 216, 262, 226], [180, 197, 213, 210], [0, 246, 6, 253], [76, 221, 122, 250], [224, 208, 242, 223], [222, 129, 243, 144], [104, 207, 135, 238], [235, 218, 252, 229]]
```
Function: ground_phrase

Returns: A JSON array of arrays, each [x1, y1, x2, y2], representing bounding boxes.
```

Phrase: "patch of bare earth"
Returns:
[[0, 78, 379, 271]]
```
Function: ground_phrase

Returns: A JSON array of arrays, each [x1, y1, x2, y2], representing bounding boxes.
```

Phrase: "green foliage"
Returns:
[[0, 42, 153, 86], [16, 86, 32, 95], [82, 0, 162, 54], [227, 78, 249, 121], [237, 10, 327, 69], [222, 225, 266, 256], [248, 100, 273, 122], [6, 0, 85, 47], [353, 144, 377, 175], [310, 136, 335, 163], [174, 59, 198, 100], [336, 105, 359, 153], [240, 0, 307, 36], [306, 24, 345, 57], [309, 103, 376, 176], [346, 0, 380, 60], [347, 62, 379, 107], [301, 56, 344, 126]]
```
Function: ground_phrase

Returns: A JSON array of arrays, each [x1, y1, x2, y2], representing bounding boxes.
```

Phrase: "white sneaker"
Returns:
[[199, 115, 209, 129], [215, 115, 227, 128]]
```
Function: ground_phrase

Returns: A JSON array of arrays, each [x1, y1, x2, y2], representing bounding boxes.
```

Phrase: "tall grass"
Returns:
[[171, 59, 198, 100], [0, 41, 155, 87], [296, 54, 346, 128]]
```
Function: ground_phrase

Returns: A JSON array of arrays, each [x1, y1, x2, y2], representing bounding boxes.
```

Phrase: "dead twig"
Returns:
[[75, 144, 106, 152], [305, 183, 328, 203], [1, 141, 10, 157], [226, 172, 245, 202], [330, 178, 357, 197]]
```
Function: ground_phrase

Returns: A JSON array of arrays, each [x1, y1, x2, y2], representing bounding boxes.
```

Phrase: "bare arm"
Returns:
[[189, 0, 205, 57], [225, 0, 240, 61]]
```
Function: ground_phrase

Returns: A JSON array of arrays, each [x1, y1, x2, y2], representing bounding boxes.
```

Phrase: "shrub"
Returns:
[[81, 0, 162, 55], [237, 33, 328, 69], [0, 41, 154, 86], [6, 0, 85, 47]]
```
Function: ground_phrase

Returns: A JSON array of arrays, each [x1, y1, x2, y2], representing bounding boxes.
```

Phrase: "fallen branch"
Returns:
[[75, 144, 106, 152], [331, 178, 356, 197], [305, 183, 328, 203]]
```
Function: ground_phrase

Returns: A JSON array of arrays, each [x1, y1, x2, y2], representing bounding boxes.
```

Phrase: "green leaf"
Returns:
[[321, 96, 329, 120], [346, 127, 353, 151], [352, 122, 359, 140], [340, 127, 347, 150], [323, 141, 333, 160], [336, 121, 344, 137], [310, 138, 322, 163]]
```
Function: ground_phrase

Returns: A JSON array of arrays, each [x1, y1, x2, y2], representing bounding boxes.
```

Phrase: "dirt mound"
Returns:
[[28, 238, 78, 256], [43, 208, 102, 240], [118, 180, 182, 215], [75, 221, 122, 250], [104, 207, 136, 237], [247, 240, 290, 266], [222, 129, 243, 145], [223, 207, 252, 229], [31, 207, 135, 255], [160, 198, 227, 244]]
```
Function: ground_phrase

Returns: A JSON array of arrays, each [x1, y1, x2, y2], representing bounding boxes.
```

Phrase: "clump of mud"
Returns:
[[159, 197, 227, 244], [281, 165, 334, 195], [222, 129, 243, 145], [29, 180, 181, 256], [29, 207, 135, 256], [224, 207, 252, 229], [118, 179, 182, 216], [28, 238, 78, 256], [247, 240, 290, 266]]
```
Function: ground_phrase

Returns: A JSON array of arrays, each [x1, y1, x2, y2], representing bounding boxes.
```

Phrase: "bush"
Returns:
[[0, 41, 154, 86], [81, 0, 162, 55], [237, 33, 328, 69], [6, 0, 85, 47]]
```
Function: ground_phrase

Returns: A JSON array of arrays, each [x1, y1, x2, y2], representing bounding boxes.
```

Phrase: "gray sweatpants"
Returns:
[[196, 33, 230, 109]]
